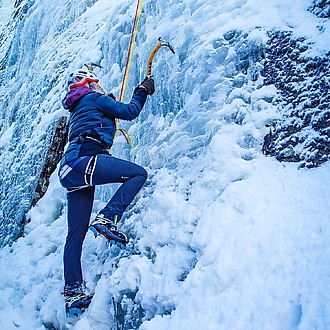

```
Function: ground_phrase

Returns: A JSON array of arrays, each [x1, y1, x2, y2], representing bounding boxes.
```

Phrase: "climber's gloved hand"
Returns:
[[137, 77, 155, 95]]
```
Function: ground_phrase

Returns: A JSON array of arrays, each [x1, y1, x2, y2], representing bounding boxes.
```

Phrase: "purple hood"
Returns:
[[62, 86, 94, 110]]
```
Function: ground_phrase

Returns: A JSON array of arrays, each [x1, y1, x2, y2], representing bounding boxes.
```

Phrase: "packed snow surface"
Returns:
[[0, 0, 329, 329]]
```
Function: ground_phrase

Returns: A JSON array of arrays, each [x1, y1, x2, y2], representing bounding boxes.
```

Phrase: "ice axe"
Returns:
[[83, 61, 106, 94], [84, 61, 102, 71], [146, 37, 175, 78]]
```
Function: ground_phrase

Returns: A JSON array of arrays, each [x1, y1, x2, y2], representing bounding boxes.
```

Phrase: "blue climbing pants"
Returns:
[[59, 154, 147, 286]]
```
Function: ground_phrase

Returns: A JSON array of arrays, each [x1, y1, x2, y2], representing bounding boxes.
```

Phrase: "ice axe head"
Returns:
[[84, 62, 103, 72], [158, 37, 175, 55]]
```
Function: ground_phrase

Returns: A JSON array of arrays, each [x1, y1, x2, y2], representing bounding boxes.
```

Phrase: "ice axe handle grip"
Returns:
[[146, 38, 175, 77], [146, 43, 162, 76]]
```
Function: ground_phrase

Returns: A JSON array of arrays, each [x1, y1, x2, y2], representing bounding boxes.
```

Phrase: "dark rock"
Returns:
[[262, 30, 330, 168]]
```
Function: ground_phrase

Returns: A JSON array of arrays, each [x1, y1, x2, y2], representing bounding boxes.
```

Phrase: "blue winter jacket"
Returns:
[[59, 86, 147, 169]]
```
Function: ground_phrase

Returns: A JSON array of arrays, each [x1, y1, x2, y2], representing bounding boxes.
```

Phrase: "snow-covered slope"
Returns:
[[0, 0, 329, 329]]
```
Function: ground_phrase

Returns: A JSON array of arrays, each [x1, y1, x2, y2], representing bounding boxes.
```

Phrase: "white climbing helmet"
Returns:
[[67, 68, 99, 89]]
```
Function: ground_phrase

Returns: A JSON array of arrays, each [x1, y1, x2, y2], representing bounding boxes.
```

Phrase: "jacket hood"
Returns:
[[62, 86, 94, 110]]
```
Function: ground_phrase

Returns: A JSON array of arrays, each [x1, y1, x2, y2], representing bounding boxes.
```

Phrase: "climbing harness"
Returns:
[[146, 37, 175, 77]]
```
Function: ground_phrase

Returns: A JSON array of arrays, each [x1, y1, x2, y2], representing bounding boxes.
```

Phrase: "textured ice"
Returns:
[[0, 0, 329, 329]]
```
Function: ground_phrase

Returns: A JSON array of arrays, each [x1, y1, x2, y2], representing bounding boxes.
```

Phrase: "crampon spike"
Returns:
[[108, 239, 126, 248]]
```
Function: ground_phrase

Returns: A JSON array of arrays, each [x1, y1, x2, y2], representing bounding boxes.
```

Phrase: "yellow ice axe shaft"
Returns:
[[146, 37, 175, 77]]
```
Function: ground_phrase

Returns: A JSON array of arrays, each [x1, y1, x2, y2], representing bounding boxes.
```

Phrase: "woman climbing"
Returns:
[[58, 66, 154, 315]]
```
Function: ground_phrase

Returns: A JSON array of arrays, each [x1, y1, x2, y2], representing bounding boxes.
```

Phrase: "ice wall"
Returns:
[[0, 0, 330, 329], [0, 0, 278, 247]]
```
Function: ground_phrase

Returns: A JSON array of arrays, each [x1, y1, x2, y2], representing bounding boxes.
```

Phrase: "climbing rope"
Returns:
[[85, 1, 175, 151], [112, 0, 144, 149], [119, 0, 144, 102]]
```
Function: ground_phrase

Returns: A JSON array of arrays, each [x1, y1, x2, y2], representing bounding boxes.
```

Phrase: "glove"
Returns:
[[139, 77, 155, 95]]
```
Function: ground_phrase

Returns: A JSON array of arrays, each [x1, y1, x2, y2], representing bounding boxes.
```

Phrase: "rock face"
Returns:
[[310, 0, 330, 18], [31, 116, 68, 207], [261, 0, 330, 168], [262, 28, 330, 168]]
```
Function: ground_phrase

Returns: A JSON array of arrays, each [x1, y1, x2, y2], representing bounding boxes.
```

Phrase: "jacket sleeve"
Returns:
[[93, 88, 148, 121]]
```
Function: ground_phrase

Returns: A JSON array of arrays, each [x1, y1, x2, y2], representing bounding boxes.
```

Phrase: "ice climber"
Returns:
[[58, 66, 154, 315]]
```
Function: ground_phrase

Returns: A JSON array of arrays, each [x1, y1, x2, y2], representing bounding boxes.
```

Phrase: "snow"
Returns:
[[0, 0, 330, 329]]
